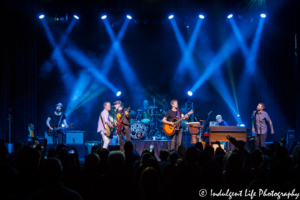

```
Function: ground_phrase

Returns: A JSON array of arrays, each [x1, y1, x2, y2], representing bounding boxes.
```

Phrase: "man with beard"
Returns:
[[46, 103, 69, 148]]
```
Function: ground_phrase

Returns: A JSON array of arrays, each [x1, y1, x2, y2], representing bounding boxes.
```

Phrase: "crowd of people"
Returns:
[[0, 136, 300, 200]]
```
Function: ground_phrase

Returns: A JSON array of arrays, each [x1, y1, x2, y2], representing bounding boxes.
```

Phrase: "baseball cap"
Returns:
[[113, 100, 122, 105]]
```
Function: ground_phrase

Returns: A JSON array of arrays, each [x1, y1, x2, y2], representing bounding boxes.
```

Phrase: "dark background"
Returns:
[[1, 0, 299, 144]]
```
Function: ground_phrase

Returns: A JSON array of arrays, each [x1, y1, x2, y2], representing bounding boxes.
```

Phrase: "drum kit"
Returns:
[[129, 106, 167, 140]]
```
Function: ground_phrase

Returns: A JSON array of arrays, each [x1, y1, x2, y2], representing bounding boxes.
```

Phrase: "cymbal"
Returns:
[[129, 110, 137, 115], [148, 106, 158, 109], [136, 109, 143, 112]]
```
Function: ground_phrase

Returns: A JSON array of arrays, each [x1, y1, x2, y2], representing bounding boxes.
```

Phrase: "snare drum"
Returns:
[[141, 112, 150, 123], [130, 122, 147, 139]]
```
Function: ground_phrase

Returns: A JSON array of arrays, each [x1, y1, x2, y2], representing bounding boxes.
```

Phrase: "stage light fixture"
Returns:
[[187, 91, 193, 96], [168, 15, 174, 19], [116, 91, 121, 96], [260, 13, 266, 18], [74, 15, 79, 20], [227, 14, 233, 19], [199, 15, 205, 19], [240, 124, 245, 127], [127, 15, 132, 20], [39, 15, 45, 19], [237, 114, 240, 117], [101, 15, 107, 20]]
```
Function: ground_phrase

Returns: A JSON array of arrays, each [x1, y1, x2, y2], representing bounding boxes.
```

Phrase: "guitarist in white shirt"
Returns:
[[97, 102, 114, 149], [162, 99, 188, 150]]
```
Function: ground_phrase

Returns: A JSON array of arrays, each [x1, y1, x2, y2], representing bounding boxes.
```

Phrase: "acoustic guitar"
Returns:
[[104, 124, 114, 136], [46, 123, 74, 136], [163, 110, 194, 136]]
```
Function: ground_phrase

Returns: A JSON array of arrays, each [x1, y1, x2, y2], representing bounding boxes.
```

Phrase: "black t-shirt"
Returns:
[[116, 108, 130, 126], [164, 109, 183, 128], [49, 112, 66, 126]]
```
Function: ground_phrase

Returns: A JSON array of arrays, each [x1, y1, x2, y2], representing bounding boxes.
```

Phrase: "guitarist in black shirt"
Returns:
[[113, 100, 131, 152], [46, 103, 69, 147], [162, 99, 188, 150]]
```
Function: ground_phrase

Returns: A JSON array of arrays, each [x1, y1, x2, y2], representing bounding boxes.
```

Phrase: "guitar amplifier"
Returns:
[[66, 131, 85, 144], [44, 131, 85, 144]]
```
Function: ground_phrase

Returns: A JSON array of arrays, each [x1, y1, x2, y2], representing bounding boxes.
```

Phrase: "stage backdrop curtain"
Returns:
[[0, 11, 37, 144]]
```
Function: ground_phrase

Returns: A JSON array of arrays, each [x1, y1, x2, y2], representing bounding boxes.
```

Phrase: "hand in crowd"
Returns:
[[226, 135, 238, 146]]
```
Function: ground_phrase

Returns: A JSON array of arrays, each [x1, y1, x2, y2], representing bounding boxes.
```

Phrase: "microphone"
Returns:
[[208, 111, 213, 115]]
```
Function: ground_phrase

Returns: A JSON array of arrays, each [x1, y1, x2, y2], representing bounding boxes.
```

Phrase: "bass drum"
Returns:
[[130, 122, 147, 139]]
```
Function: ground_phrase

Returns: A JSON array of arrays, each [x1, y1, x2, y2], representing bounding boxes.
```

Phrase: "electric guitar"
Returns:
[[163, 110, 194, 136], [46, 123, 74, 136], [116, 107, 131, 134]]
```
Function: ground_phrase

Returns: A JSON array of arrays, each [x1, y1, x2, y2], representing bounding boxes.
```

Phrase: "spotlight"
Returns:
[[237, 114, 240, 117], [240, 124, 245, 127], [74, 15, 79, 20], [101, 15, 107, 20], [127, 15, 132, 20], [168, 15, 174, 19], [227, 14, 233, 19], [260, 13, 266, 18], [199, 15, 205, 19], [187, 91, 193, 96], [116, 91, 121, 96], [39, 15, 44, 19]]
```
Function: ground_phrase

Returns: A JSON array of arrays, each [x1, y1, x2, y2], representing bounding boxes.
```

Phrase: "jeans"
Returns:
[[171, 129, 182, 150], [255, 133, 267, 148], [119, 125, 131, 152], [52, 130, 66, 148]]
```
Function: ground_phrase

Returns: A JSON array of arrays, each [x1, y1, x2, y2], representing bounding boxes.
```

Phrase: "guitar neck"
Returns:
[[175, 112, 193, 124]]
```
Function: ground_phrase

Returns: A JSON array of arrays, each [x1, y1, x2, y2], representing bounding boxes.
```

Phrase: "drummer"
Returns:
[[139, 100, 150, 113], [137, 100, 156, 130]]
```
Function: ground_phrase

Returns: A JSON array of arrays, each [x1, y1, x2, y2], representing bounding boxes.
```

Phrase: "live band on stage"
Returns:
[[46, 100, 275, 151]]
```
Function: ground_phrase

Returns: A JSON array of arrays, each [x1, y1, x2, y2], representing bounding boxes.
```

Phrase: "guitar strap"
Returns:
[[100, 112, 105, 126], [100, 111, 107, 135], [58, 114, 63, 127]]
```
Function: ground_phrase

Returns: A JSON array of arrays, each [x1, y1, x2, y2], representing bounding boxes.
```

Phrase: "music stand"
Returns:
[[187, 122, 200, 144]]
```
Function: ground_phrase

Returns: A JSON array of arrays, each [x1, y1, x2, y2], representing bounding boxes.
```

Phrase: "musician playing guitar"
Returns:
[[113, 100, 130, 152], [97, 102, 114, 149], [162, 99, 189, 150], [46, 103, 69, 148]]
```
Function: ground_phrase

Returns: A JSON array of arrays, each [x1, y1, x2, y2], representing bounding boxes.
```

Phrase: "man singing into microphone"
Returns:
[[252, 103, 274, 148]]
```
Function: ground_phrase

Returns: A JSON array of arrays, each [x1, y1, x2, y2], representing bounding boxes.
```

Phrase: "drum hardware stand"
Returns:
[[149, 107, 153, 141]]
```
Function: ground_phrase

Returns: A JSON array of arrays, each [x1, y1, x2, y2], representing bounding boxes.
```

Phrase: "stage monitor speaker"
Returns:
[[247, 136, 255, 150], [66, 131, 85, 144]]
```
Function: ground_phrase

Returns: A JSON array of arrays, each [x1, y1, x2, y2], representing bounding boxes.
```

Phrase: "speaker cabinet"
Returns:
[[66, 131, 85, 144]]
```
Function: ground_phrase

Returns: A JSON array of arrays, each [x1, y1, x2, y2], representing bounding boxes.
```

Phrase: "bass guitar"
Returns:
[[163, 110, 194, 136], [46, 123, 74, 136], [116, 107, 131, 134]]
